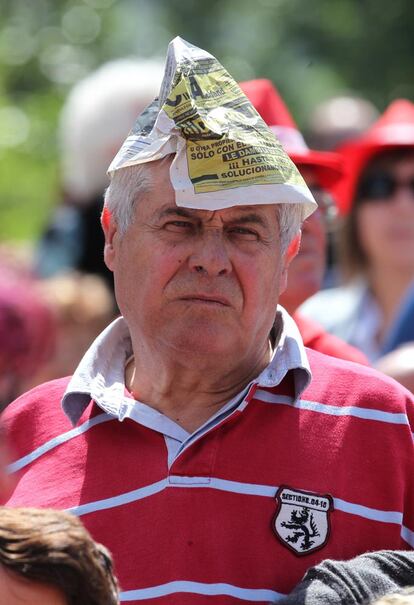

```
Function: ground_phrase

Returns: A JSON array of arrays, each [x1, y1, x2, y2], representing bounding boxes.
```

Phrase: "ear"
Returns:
[[101, 206, 111, 231], [101, 208, 117, 271], [279, 232, 301, 293]]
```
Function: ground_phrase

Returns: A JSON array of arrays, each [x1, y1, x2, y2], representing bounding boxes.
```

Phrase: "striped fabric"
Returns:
[[3, 348, 414, 604]]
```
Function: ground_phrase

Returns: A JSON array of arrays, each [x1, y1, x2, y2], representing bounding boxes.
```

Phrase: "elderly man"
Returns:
[[3, 39, 414, 604]]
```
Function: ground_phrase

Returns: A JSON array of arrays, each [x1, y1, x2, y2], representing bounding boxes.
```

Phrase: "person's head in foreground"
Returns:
[[0, 507, 119, 605]]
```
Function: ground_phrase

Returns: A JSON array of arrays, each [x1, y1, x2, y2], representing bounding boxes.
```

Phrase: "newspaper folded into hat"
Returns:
[[109, 36, 316, 218]]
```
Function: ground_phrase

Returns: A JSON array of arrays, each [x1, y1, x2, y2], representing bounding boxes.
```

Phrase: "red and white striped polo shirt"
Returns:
[[3, 311, 414, 603]]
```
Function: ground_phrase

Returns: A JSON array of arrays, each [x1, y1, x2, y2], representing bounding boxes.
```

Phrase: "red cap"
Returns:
[[239, 79, 344, 192], [334, 99, 414, 214]]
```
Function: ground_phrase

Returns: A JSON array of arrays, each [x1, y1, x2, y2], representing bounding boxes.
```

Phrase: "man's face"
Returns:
[[104, 161, 293, 364], [279, 167, 327, 313]]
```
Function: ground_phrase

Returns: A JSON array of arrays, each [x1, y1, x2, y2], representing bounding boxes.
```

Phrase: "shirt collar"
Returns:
[[62, 307, 311, 425], [258, 306, 311, 395]]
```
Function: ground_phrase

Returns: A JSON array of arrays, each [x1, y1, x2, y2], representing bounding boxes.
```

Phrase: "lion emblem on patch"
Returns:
[[273, 486, 333, 556]]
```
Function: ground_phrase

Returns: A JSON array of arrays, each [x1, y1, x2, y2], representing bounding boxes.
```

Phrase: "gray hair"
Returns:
[[104, 159, 304, 252]]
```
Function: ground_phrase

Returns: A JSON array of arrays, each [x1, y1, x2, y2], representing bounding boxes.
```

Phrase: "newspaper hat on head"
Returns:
[[239, 79, 343, 192], [334, 99, 414, 214], [109, 37, 316, 219]]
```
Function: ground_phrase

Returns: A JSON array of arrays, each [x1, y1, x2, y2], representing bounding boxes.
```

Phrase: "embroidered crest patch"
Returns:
[[273, 486, 333, 556]]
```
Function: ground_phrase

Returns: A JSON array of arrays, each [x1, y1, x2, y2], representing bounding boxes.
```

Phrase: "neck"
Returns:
[[125, 339, 271, 433]]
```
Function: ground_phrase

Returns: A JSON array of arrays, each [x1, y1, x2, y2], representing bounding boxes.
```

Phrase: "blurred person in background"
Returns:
[[376, 343, 414, 394], [375, 280, 414, 393], [35, 58, 164, 292], [0, 260, 56, 409], [28, 271, 116, 387], [379, 280, 414, 354], [0, 507, 119, 605], [302, 100, 414, 363], [305, 94, 380, 286], [240, 79, 368, 365], [306, 95, 379, 152], [0, 259, 115, 403]]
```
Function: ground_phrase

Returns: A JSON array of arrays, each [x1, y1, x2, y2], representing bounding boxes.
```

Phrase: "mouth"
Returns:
[[179, 294, 230, 307]]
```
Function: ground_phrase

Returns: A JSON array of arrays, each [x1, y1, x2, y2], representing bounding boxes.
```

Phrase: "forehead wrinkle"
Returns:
[[156, 205, 219, 224], [156, 203, 272, 225]]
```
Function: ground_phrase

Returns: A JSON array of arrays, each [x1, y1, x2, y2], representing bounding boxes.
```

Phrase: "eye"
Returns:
[[227, 227, 259, 241], [163, 220, 195, 233]]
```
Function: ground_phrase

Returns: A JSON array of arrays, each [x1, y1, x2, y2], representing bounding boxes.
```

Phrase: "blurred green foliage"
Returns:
[[1, 0, 413, 241]]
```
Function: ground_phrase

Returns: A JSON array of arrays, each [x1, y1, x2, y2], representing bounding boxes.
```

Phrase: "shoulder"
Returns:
[[2, 377, 76, 475], [304, 347, 414, 413], [2, 377, 72, 430]]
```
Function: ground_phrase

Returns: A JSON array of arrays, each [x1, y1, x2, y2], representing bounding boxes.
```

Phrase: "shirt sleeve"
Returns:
[[273, 550, 414, 605]]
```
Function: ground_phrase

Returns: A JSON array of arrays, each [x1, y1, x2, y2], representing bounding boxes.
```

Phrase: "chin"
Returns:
[[168, 326, 236, 359]]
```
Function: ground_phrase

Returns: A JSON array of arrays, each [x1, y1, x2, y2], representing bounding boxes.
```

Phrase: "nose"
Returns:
[[189, 229, 232, 277]]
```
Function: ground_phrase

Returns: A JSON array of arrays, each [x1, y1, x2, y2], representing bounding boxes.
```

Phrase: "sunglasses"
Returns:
[[358, 172, 414, 201]]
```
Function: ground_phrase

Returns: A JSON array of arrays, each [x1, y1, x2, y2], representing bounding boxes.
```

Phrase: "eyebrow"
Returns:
[[157, 206, 269, 227], [158, 207, 196, 219], [228, 213, 268, 227]]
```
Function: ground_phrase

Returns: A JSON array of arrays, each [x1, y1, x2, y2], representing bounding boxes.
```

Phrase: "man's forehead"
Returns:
[[154, 202, 276, 222]]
